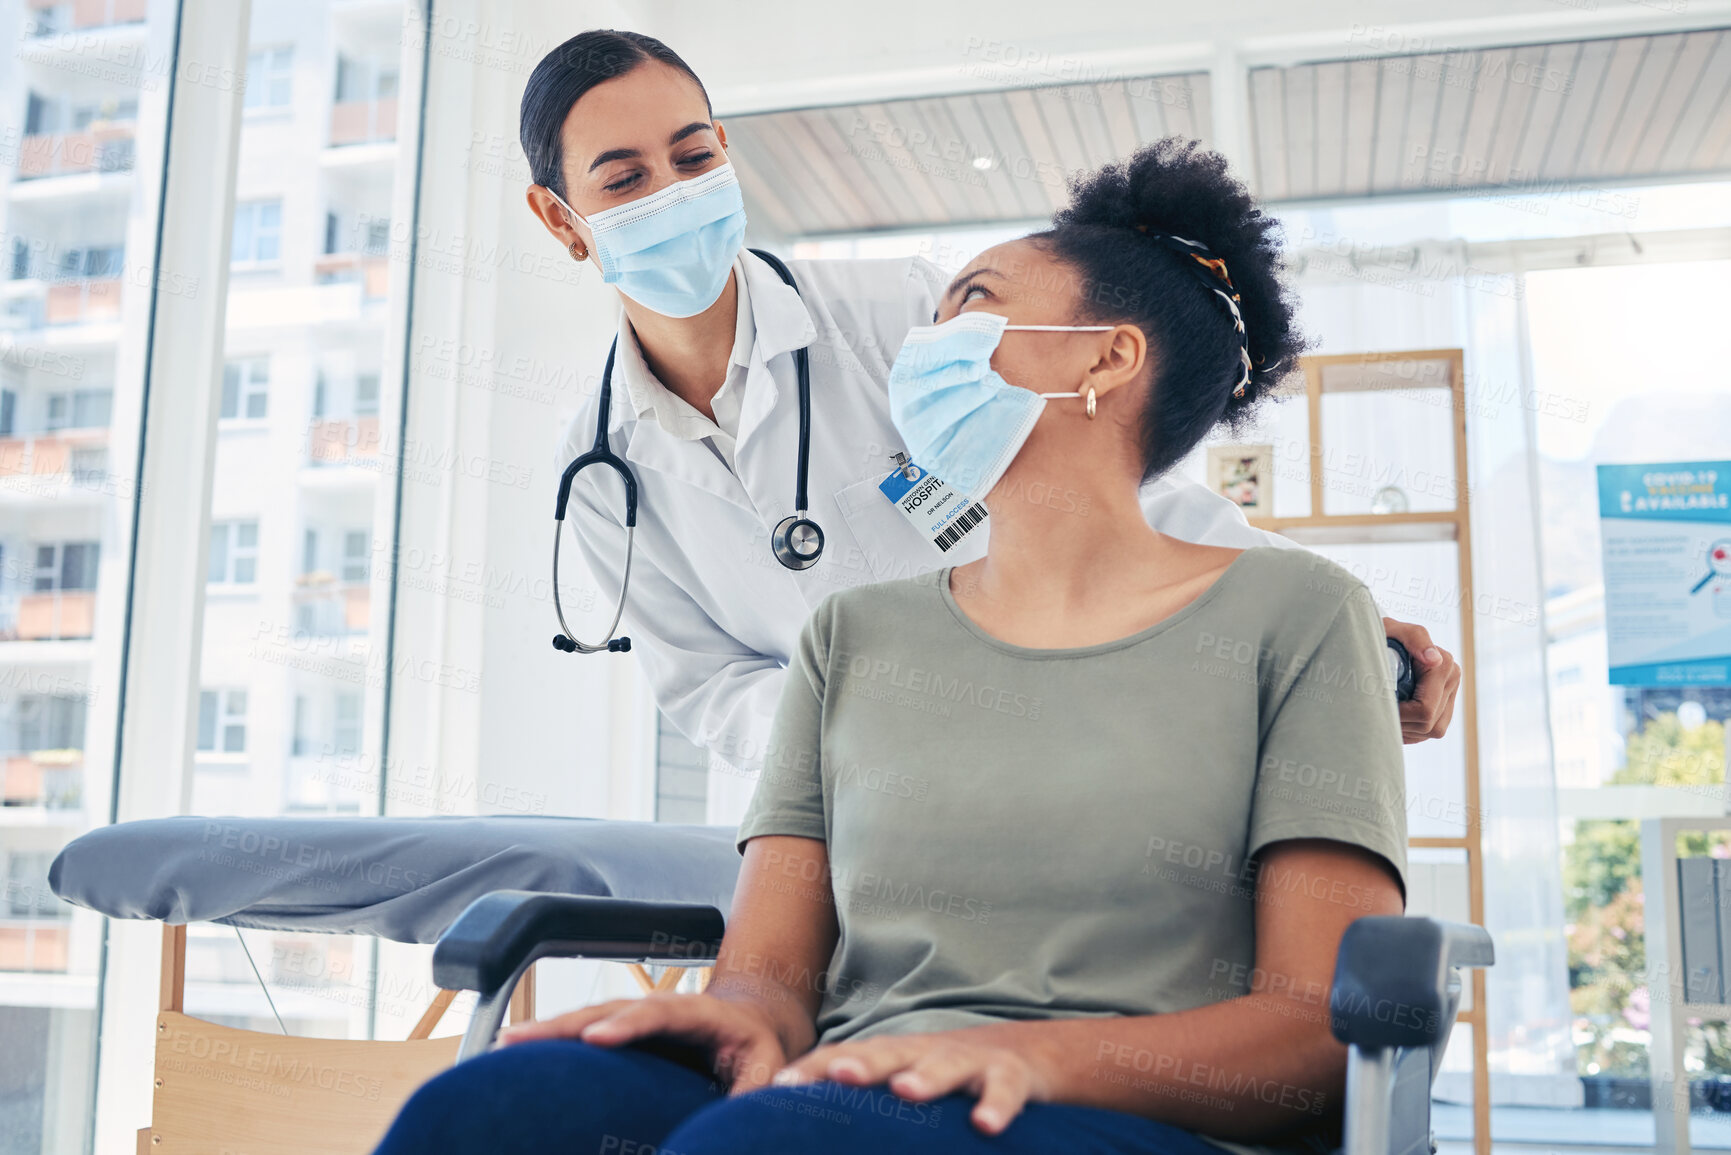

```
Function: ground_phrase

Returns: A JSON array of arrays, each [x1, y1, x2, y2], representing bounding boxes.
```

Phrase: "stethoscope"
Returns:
[[551, 248, 821, 655]]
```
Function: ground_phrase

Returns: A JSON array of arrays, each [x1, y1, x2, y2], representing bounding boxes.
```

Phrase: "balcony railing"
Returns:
[[17, 121, 137, 180], [292, 576, 370, 636], [1, 751, 81, 808], [0, 922, 69, 972], [27, 0, 148, 34], [0, 430, 110, 482], [0, 591, 96, 641], [2, 278, 125, 330], [314, 252, 390, 300], [307, 416, 381, 466], [329, 98, 397, 147]]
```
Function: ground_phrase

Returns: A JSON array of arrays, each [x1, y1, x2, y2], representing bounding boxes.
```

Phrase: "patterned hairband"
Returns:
[[1135, 224, 1262, 398]]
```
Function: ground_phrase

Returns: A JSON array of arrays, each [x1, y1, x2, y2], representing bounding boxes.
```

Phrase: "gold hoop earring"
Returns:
[[568, 239, 587, 261], [1085, 386, 1097, 420]]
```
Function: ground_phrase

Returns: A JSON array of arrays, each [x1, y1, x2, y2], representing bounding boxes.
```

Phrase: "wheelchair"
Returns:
[[432, 892, 1493, 1155]]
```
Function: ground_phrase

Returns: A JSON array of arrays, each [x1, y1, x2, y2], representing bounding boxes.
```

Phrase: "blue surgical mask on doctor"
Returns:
[[548, 162, 747, 318], [887, 310, 1113, 499]]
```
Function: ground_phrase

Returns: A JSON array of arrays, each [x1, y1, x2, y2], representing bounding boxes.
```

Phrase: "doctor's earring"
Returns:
[[1085, 386, 1097, 420], [568, 238, 587, 261]]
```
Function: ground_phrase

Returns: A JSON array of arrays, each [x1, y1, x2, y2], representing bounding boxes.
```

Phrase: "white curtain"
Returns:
[[1183, 240, 1578, 1106]]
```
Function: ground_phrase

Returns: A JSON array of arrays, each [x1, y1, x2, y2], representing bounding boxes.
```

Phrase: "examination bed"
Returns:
[[51, 814, 1490, 1155], [49, 815, 742, 1155]]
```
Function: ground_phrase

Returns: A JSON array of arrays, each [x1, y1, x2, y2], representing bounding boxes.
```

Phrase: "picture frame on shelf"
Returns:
[[1207, 443, 1274, 518]]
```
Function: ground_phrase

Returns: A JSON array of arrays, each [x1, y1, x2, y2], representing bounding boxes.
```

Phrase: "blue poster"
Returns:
[[1597, 461, 1731, 686]]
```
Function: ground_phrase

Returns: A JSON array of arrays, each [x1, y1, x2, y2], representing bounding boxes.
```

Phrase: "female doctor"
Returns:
[[522, 30, 1462, 821]]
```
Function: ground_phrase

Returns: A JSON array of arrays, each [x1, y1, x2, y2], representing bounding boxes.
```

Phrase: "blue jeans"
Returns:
[[373, 1039, 1231, 1154]]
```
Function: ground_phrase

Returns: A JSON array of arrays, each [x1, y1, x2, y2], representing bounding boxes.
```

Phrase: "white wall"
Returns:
[[387, 0, 656, 829]]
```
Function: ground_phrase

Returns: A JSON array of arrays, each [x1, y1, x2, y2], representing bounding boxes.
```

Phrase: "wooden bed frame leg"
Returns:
[[160, 923, 186, 1012], [408, 989, 457, 1040], [142, 924, 187, 1152], [506, 962, 536, 1025]]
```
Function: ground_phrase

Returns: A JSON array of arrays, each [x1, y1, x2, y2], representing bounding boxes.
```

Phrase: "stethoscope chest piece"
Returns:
[[772, 514, 825, 570]]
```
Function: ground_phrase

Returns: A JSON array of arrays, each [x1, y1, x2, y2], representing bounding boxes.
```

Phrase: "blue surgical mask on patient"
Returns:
[[548, 163, 747, 319], [887, 311, 1112, 499]]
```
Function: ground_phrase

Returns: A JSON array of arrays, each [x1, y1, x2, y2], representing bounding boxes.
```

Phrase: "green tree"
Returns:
[[1566, 714, 1728, 1078]]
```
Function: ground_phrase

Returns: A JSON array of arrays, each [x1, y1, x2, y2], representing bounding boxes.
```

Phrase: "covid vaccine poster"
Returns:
[[1598, 461, 1731, 686]]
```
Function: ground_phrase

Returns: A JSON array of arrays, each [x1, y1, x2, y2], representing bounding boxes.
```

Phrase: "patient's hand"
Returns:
[[497, 992, 789, 1092], [771, 1031, 1056, 1135]]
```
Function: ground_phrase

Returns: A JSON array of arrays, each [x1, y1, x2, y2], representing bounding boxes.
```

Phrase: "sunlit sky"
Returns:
[[1525, 260, 1731, 462]]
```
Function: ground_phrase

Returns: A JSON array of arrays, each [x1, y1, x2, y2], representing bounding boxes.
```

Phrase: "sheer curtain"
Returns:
[[1173, 239, 1576, 1107]]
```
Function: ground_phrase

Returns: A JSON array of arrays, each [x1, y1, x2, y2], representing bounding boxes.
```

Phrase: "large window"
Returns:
[[181, 0, 417, 1052], [1529, 260, 1731, 1101], [0, 0, 172, 1148]]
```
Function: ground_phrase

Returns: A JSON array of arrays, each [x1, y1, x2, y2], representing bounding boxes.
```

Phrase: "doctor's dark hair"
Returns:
[[1031, 138, 1307, 482], [520, 30, 712, 201]]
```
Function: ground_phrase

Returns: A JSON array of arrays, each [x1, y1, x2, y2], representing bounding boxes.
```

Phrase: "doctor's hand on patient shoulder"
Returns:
[[496, 991, 790, 1092], [1383, 616, 1462, 743], [771, 1031, 1055, 1135]]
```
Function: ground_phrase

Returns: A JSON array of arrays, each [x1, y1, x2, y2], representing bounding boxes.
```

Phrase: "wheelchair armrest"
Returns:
[[433, 890, 725, 996], [1329, 916, 1494, 1049]]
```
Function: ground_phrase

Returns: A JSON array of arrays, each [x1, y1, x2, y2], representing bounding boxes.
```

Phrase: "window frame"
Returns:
[[195, 687, 248, 757], [243, 44, 294, 113], [229, 199, 283, 268], [219, 356, 270, 422], [206, 519, 260, 585]]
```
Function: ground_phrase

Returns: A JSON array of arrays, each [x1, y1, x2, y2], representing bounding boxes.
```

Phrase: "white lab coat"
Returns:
[[553, 250, 1295, 823]]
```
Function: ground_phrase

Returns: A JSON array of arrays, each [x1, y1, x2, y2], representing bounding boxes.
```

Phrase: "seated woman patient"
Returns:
[[375, 139, 1408, 1155]]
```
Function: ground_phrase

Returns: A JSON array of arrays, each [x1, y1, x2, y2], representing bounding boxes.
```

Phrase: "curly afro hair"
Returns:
[[1031, 138, 1307, 483]]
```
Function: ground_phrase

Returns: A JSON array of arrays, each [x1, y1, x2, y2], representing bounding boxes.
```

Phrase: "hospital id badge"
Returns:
[[878, 455, 987, 553]]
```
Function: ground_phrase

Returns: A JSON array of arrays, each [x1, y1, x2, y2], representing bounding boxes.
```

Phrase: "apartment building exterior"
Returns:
[[0, 2, 412, 1149]]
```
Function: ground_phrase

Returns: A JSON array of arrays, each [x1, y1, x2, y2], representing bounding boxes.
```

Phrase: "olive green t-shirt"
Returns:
[[735, 546, 1407, 1152]]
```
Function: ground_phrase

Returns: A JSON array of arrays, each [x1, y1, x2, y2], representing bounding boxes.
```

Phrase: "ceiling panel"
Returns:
[[1542, 37, 1615, 179], [1285, 65, 1320, 198], [1367, 54, 1412, 193], [1244, 28, 1731, 204], [723, 29, 1731, 236], [1095, 81, 1143, 160], [1576, 36, 1650, 175], [1604, 33, 1684, 176], [1508, 42, 1577, 179], [1248, 65, 1288, 200], [1341, 58, 1381, 195], [1157, 74, 1198, 142], [969, 90, 1052, 219], [1634, 30, 1718, 172], [1458, 48, 1511, 186], [726, 70, 1212, 235], [1481, 43, 1545, 186], [1397, 55, 1445, 191], [1672, 32, 1731, 169]]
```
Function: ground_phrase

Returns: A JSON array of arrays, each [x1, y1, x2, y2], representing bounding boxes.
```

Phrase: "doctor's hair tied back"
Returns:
[[1039, 136, 1311, 481]]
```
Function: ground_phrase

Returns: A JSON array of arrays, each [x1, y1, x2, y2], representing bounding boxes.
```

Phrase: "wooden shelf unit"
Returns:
[[1249, 349, 1489, 1155]]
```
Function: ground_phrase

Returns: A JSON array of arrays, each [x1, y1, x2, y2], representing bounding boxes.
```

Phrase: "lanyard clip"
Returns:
[[889, 451, 919, 481]]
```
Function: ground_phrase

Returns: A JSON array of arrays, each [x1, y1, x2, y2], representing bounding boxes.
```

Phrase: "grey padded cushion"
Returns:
[[49, 815, 741, 944]]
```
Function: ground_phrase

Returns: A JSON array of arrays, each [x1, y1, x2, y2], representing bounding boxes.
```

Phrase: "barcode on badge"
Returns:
[[934, 503, 988, 552]]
